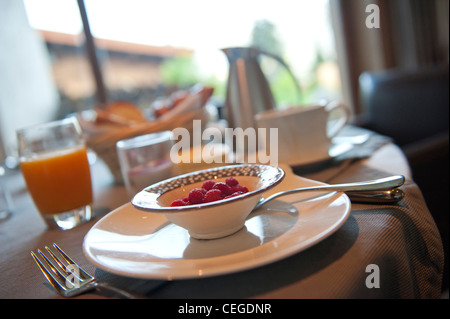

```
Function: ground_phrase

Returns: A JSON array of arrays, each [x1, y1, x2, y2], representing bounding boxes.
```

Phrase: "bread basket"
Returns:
[[79, 87, 212, 183]]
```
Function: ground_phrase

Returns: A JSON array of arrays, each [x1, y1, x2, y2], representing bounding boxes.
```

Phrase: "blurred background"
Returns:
[[1, 0, 447, 159], [0, 0, 448, 293], [1, 0, 342, 161]]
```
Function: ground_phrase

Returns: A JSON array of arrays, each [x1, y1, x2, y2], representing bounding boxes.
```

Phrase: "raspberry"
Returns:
[[202, 180, 216, 191], [204, 189, 222, 203], [170, 179, 249, 207], [225, 177, 239, 187], [225, 191, 244, 199], [170, 199, 187, 207], [188, 188, 204, 204], [212, 182, 232, 196], [230, 184, 248, 194]]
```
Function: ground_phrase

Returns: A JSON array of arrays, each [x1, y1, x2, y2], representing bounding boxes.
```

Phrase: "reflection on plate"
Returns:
[[83, 166, 351, 280]]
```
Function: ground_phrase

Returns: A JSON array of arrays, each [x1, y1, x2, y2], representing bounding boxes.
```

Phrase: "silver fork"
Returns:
[[31, 243, 136, 298]]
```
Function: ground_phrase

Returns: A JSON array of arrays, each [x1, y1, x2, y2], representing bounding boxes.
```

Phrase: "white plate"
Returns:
[[83, 167, 351, 280]]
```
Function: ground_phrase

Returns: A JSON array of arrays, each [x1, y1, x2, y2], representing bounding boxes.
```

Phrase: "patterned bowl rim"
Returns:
[[131, 164, 285, 212]]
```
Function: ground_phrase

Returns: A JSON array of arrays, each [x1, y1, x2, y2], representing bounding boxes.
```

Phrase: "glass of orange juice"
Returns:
[[17, 117, 93, 230]]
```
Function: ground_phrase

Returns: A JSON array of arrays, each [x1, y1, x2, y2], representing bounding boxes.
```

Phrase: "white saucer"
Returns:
[[286, 143, 353, 167], [83, 167, 351, 280]]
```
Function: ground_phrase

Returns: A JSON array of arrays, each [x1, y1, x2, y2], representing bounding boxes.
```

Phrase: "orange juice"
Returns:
[[20, 146, 93, 215]]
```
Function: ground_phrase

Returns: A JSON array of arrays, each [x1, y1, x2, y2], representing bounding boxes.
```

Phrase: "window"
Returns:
[[1, 0, 341, 162], [24, 0, 341, 108]]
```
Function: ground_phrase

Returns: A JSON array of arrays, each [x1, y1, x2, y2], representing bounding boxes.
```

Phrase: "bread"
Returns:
[[95, 101, 146, 125], [152, 85, 214, 118]]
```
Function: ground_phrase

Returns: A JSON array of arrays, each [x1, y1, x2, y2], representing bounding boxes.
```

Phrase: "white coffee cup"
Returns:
[[254, 101, 351, 165]]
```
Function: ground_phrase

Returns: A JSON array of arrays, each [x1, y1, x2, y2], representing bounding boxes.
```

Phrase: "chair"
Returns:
[[359, 66, 448, 146]]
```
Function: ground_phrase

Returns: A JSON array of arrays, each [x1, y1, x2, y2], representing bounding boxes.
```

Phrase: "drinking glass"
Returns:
[[0, 163, 13, 221], [117, 131, 173, 197], [17, 117, 93, 230]]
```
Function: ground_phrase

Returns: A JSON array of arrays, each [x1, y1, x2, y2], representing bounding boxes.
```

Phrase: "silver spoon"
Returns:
[[345, 188, 405, 204], [255, 175, 405, 208]]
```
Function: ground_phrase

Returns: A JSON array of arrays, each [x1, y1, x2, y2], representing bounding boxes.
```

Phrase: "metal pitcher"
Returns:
[[221, 46, 300, 129]]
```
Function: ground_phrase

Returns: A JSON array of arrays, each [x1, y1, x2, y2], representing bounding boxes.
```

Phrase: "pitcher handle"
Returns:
[[325, 101, 351, 138], [256, 48, 302, 104]]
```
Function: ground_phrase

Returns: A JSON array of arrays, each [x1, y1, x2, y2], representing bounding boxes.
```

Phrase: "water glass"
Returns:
[[0, 165, 12, 221], [117, 131, 173, 197]]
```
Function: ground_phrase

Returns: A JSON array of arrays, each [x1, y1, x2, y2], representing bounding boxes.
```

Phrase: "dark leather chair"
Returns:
[[359, 66, 449, 293], [359, 66, 448, 147]]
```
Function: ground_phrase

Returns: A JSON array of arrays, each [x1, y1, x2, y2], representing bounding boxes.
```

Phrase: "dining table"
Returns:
[[0, 125, 444, 302]]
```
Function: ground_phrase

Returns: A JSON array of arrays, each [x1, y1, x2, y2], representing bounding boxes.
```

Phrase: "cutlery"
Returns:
[[255, 175, 405, 208], [31, 243, 136, 298], [346, 188, 405, 203]]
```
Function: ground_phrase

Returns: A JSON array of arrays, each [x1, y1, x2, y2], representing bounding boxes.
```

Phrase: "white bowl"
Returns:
[[131, 164, 285, 239]]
